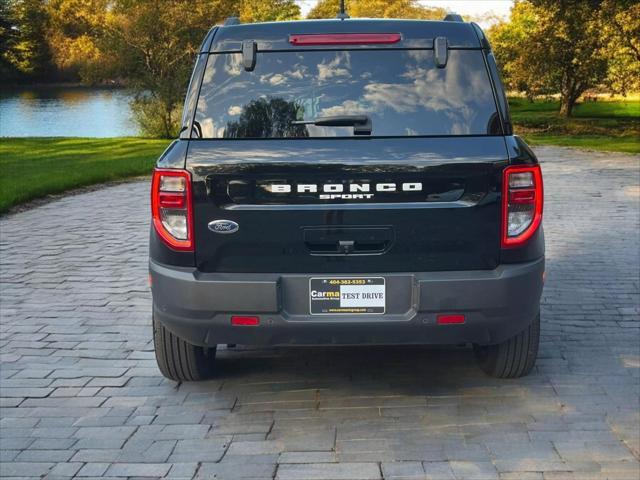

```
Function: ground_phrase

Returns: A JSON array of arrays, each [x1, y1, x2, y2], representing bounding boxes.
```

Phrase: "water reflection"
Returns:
[[0, 87, 138, 137]]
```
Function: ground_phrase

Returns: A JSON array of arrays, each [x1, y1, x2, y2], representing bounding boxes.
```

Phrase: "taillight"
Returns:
[[502, 165, 543, 248], [151, 168, 193, 251], [289, 33, 401, 46]]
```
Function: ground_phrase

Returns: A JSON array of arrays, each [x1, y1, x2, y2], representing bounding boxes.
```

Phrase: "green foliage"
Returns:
[[96, 1, 235, 137], [2, 0, 53, 80], [1, 0, 300, 133], [488, 1, 540, 98], [598, 0, 640, 95], [308, 0, 445, 20], [0, 0, 18, 80], [489, 0, 607, 117], [0, 138, 168, 213], [45, 0, 108, 83], [239, 0, 300, 22], [131, 96, 182, 139], [489, 0, 639, 116], [91, 0, 300, 137]]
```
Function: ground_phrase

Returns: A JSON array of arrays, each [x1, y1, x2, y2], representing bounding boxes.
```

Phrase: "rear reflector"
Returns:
[[289, 33, 401, 46], [231, 316, 260, 326], [437, 314, 465, 325]]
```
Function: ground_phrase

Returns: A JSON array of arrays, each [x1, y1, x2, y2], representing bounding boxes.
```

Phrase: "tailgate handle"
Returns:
[[338, 240, 355, 254], [303, 227, 393, 256]]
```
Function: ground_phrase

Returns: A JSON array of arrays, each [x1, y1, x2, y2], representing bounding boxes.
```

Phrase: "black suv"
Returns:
[[150, 16, 544, 381]]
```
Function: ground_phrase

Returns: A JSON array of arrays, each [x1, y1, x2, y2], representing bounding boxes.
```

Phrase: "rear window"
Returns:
[[193, 49, 501, 138]]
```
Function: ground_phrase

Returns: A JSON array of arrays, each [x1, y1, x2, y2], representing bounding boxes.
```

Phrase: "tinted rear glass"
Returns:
[[193, 49, 500, 138]]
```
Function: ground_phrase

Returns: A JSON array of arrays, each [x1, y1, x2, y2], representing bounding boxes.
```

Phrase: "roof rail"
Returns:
[[443, 13, 464, 22], [224, 17, 240, 26]]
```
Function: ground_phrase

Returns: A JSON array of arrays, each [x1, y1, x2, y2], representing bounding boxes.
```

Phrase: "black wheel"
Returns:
[[474, 312, 540, 378], [153, 314, 216, 381]]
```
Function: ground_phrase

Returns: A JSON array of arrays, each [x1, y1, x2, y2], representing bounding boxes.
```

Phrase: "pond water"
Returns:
[[0, 87, 138, 137]]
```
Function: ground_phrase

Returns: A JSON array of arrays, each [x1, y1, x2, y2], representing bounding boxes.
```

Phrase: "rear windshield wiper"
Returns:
[[292, 115, 372, 135]]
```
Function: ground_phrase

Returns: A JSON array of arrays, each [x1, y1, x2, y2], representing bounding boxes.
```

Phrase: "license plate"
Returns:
[[309, 277, 385, 315]]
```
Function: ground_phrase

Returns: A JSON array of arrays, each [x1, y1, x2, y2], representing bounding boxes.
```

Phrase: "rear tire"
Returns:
[[474, 312, 540, 378], [153, 314, 216, 381]]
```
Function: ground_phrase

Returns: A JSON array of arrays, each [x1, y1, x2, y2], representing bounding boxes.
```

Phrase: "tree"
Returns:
[[487, 1, 543, 100], [45, 0, 108, 82], [239, 0, 299, 23], [92, 0, 300, 138], [2, 0, 53, 80], [224, 98, 308, 138], [598, 0, 640, 95], [0, 0, 19, 81], [308, 0, 445, 20], [489, 0, 607, 116]]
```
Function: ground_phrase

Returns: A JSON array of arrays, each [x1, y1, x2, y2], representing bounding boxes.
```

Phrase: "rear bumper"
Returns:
[[150, 258, 544, 347]]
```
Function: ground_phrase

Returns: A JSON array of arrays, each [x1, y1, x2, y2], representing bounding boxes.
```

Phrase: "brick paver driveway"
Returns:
[[1, 146, 639, 480]]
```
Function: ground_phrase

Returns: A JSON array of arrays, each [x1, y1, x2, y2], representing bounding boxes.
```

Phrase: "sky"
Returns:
[[295, 1, 515, 27]]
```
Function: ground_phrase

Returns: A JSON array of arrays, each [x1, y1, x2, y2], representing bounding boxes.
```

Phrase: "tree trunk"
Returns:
[[559, 95, 575, 117], [162, 103, 173, 139]]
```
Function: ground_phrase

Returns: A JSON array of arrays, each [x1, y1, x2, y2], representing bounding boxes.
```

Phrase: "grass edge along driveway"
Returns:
[[0, 137, 169, 213]]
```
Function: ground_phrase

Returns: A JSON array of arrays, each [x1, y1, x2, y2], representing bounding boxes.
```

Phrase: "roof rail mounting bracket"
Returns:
[[443, 13, 464, 22], [224, 17, 240, 26], [434, 37, 448, 68], [242, 40, 257, 72]]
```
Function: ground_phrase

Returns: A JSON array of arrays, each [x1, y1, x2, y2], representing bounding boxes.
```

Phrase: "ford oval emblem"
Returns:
[[208, 220, 239, 234]]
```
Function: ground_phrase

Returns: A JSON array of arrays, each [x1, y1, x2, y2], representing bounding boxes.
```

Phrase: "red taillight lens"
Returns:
[[502, 165, 543, 248], [231, 316, 260, 326], [158, 193, 186, 209], [151, 169, 193, 251], [289, 33, 401, 46]]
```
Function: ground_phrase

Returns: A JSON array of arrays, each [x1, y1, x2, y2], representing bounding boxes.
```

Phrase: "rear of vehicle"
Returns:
[[150, 18, 544, 381]]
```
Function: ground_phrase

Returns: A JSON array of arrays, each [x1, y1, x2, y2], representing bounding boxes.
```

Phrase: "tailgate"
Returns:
[[188, 136, 507, 273]]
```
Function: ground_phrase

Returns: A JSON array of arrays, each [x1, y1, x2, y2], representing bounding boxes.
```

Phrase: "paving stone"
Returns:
[[0, 462, 55, 476], [422, 461, 456, 480], [76, 462, 110, 477], [276, 462, 382, 480], [278, 451, 337, 463], [499, 473, 542, 480], [166, 462, 199, 479], [226, 440, 285, 455], [46, 461, 83, 478], [105, 462, 171, 477], [381, 461, 427, 479], [166, 437, 230, 463], [196, 461, 276, 479], [15, 450, 74, 462], [449, 461, 499, 480]]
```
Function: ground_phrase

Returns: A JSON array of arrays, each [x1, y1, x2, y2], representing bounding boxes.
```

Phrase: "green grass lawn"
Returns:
[[0, 138, 169, 213], [509, 97, 640, 153]]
